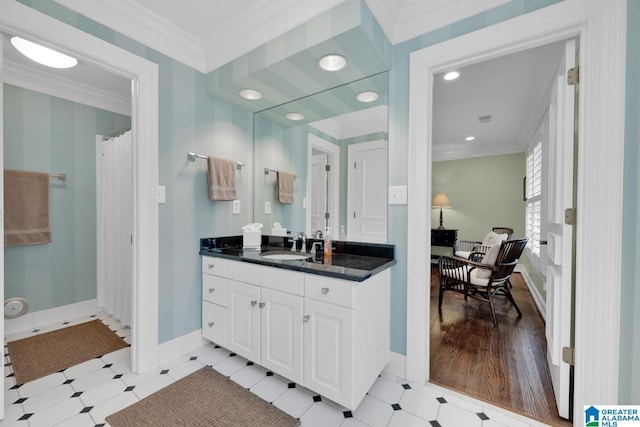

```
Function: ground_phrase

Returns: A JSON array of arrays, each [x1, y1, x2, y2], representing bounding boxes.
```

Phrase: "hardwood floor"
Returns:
[[430, 266, 572, 426]]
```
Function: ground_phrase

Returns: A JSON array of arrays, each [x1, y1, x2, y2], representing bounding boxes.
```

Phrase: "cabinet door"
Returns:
[[303, 299, 353, 405], [260, 288, 303, 384], [226, 280, 260, 362]]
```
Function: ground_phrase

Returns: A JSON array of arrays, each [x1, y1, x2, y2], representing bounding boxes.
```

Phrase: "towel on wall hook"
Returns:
[[207, 156, 237, 201]]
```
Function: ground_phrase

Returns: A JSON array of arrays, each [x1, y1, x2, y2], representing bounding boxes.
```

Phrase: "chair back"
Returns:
[[492, 238, 528, 281], [492, 227, 515, 239]]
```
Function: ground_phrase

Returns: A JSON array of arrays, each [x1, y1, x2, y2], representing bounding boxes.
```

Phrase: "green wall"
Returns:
[[431, 153, 526, 240], [3, 84, 130, 312]]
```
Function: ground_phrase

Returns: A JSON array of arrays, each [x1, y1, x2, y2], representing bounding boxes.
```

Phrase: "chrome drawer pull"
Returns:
[[208, 322, 214, 327], [321, 287, 330, 295], [303, 315, 310, 322], [251, 300, 257, 307], [259, 302, 265, 309], [208, 263, 215, 269], [208, 288, 215, 293]]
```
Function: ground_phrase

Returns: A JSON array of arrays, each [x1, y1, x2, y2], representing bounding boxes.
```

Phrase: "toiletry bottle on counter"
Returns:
[[324, 226, 332, 261]]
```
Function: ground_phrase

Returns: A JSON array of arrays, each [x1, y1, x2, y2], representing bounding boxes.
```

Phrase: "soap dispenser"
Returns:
[[323, 226, 332, 262]]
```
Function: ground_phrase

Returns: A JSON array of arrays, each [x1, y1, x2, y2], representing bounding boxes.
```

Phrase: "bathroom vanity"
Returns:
[[199, 236, 395, 409]]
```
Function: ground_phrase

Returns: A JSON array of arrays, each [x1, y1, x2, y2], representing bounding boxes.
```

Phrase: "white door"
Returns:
[[226, 280, 261, 362], [260, 288, 303, 384], [347, 140, 387, 243], [303, 299, 352, 405], [544, 38, 576, 420], [310, 152, 327, 234]]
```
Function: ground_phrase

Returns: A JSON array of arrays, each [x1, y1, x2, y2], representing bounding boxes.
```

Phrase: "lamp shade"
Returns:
[[432, 193, 451, 208]]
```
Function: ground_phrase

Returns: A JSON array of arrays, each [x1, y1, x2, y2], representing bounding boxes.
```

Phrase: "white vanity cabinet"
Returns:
[[303, 269, 390, 409], [201, 257, 228, 346], [225, 260, 304, 384], [200, 255, 390, 410]]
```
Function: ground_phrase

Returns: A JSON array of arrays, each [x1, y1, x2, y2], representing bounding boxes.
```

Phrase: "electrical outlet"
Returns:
[[157, 185, 166, 204], [232, 199, 240, 214], [265, 201, 271, 214]]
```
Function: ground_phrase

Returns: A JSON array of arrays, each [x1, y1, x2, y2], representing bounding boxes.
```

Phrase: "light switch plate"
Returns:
[[388, 185, 407, 205], [157, 185, 166, 204], [265, 201, 271, 214], [232, 199, 240, 214]]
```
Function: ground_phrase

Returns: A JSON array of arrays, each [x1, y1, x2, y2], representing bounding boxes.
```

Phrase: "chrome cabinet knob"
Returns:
[[251, 300, 257, 307], [303, 315, 310, 322], [321, 287, 329, 295], [208, 322, 214, 327], [208, 263, 215, 269], [208, 288, 215, 293], [259, 302, 266, 309]]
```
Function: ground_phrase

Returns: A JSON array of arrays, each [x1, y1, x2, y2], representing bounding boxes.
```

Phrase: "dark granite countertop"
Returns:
[[199, 235, 395, 282]]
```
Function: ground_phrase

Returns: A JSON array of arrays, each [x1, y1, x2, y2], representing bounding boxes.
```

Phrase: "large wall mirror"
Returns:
[[253, 72, 388, 243]]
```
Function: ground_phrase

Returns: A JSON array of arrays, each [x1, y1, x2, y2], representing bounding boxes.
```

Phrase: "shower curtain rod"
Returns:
[[187, 152, 245, 170], [102, 127, 131, 141]]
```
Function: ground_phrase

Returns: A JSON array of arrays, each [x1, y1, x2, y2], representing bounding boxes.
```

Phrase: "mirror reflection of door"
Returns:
[[310, 151, 328, 233]]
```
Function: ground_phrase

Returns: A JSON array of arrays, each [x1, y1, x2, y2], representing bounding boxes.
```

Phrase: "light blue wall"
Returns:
[[620, 0, 640, 405], [4, 84, 130, 311]]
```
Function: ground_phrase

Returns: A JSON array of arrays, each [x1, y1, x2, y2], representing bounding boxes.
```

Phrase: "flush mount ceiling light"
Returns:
[[238, 88, 263, 100], [356, 91, 379, 103], [286, 112, 305, 121], [11, 36, 77, 69], [465, 136, 476, 141], [443, 71, 460, 81], [318, 54, 347, 71]]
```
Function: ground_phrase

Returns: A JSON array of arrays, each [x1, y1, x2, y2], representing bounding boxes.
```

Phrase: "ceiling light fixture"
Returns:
[[356, 91, 379, 103], [443, 71, 460, 81], [465, 136, 475, 141], [318, 54, 347, 71], [10, 36, 77, 69], [238, 88, 263, 100], [286, 112, 305, 121]]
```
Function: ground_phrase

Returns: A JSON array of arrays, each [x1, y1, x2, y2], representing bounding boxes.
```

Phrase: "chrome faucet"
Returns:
[[312, 229, 323, 239], [296, 232, 307, 252]]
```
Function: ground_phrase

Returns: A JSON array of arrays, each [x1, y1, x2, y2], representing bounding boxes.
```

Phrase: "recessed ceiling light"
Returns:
[[356, 91, 379, 103], [10, 36, 77, 69], [465, 136, 475, 141], [286, 112, 305, 121], [443, 71, 460, 81], [238, 88, 263, 100], [318, 54, 347, 71]]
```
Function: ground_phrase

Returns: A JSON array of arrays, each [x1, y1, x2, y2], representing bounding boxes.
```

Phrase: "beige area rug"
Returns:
[[7, 319, 128, 385], [107, 366, 301, 427]]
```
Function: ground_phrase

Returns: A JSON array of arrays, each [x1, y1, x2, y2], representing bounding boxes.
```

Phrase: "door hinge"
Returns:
[[562, 346, 575, 366], [564, 208, 577, 225], [325, 164, 331, 172], [353, 161, 357, 169], [567, 66, 579, 85]]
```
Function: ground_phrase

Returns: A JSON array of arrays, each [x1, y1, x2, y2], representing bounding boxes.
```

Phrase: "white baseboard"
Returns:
[[157, 329, 209, 365], [519, 268, 546, 321], [384, 351, 407, 379], [4, 299, 98, 336]]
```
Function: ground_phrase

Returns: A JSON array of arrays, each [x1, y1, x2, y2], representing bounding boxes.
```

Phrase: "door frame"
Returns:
[[306, 133, 340, 236], [406, 0, 626, 421], [0, 0, 159, 373]]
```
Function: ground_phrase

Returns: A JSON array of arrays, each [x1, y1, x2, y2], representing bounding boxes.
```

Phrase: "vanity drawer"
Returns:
[[202, 256, 227, 277], [305, 275, 354, 308], [202, 274, 226, 306], [202, 301, 226, 345], [227, 261, 303, 296]]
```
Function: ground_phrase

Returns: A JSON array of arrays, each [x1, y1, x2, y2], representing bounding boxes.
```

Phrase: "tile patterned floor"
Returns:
[[2, 313, 551, 426]]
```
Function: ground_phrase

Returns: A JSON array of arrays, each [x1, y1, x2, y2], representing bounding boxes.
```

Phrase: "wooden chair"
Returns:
[[438, 238, 528, 327]]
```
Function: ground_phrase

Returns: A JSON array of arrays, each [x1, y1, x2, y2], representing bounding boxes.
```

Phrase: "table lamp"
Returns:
[[432, 193, 451, 230]]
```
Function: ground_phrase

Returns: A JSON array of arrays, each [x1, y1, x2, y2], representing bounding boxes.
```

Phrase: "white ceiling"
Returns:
[[5, 0, 562, 160]]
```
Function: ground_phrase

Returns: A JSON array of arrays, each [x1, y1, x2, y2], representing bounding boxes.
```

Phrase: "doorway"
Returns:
[[306, 133, 340, 236], [406, 0, 626, 423], [0, 3, 160, 406]]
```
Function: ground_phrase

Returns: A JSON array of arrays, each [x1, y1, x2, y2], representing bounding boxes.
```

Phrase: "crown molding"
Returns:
[[54, 0, 206, 73], [4, 59, 131, 116]]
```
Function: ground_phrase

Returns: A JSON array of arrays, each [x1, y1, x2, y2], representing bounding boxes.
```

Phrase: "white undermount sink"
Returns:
[[260, 252, 312, 261]]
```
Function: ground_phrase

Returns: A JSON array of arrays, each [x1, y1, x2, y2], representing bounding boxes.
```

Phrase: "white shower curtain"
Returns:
[[96, 130, 133, 326]]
